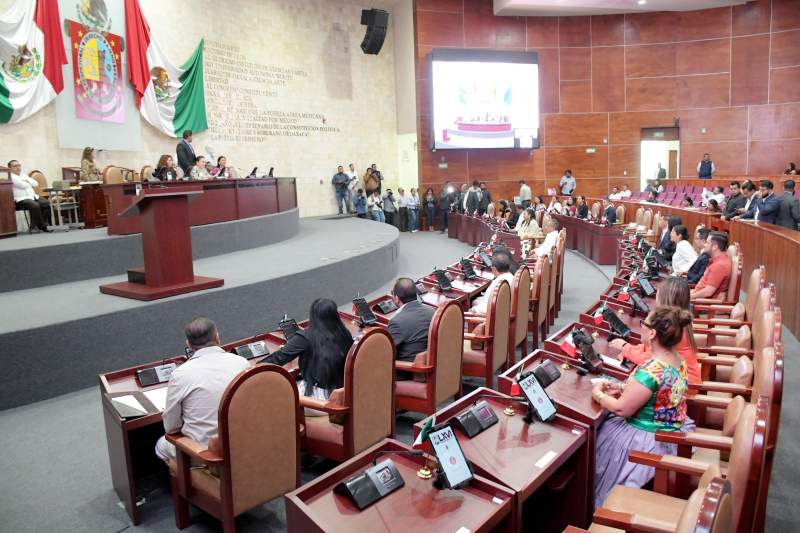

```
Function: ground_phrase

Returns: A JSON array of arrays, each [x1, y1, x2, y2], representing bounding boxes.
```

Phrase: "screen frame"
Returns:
[[428, 48, 540, 151], [429, 425, 474, 489]]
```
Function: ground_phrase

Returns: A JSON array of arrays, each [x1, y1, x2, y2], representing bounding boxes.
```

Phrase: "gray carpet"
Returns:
[[0, 231, 796, 532]]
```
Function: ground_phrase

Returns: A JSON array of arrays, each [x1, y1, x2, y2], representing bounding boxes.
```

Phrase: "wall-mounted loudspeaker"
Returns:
[[360, 9, 389, 55]]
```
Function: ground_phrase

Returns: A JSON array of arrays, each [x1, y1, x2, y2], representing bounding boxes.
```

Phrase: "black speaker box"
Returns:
[[360, 9, 389, 55]]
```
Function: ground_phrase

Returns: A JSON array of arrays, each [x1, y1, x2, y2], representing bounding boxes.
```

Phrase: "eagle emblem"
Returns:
[[1, 45, 42, 83]]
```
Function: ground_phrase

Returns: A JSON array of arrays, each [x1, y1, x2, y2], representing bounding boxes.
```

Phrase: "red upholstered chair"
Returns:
[[394, 300, 464, 415], [509, 265, 532, 363], [299, 328, 395, 462], [462, 279, 512, 388], [166, 365, 302, 533], [693, 267, 766, 324]]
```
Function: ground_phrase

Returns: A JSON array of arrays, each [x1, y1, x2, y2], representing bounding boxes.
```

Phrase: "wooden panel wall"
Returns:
[[414, 0, 800, 199]]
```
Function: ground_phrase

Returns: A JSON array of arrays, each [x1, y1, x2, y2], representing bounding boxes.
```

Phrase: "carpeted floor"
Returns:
[[0, 228, 796, 532]]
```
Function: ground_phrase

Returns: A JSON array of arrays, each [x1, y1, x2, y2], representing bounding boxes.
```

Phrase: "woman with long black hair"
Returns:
[[263, 298, 352, 412]]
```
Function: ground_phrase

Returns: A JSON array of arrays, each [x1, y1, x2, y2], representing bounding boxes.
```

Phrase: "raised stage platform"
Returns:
[[0, 208, 300, 292], [0, 217, 399, 409]]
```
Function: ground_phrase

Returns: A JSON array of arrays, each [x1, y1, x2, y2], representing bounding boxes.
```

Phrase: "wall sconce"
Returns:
[[603, 137, 608, 144], [700, 128, 707, 134]]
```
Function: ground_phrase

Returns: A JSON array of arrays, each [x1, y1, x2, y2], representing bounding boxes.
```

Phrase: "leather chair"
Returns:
[[612, 205, 625, 226], [394, 300, 464, 415], [140, 165, 154, 181], [529, 256, 550, 347], [624, 206, 644, 234], [102, 165, 124, 184], [29, 170, 47, 198], [166, 365, 302, 533], [612, 399, 767, 533], [591, 202, 601, 219], [299, 328, 395, 462], [509, 265, 532, 363], [576, 476, 733, 533], [693, 266, 765, 323], [693, 285, 773, 347], [547, 246, 559, 326], [463, 279, 512, 388]]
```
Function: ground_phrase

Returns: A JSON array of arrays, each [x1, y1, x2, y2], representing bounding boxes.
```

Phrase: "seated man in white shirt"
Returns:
[[155, 317, 249, 462], [620, 184, 632, 198], [701, 186, 725, 207], [470, 250, 514, 315], [608, 187, 623, 201], [534, 218, 560, 257], [8, 159, 51, 232]]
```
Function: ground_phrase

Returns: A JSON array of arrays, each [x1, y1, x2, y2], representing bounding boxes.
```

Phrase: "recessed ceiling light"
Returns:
[[638, 0, 647, 4]]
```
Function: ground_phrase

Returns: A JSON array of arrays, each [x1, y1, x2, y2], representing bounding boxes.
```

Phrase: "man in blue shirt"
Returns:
[[737, 180, 780, 225]]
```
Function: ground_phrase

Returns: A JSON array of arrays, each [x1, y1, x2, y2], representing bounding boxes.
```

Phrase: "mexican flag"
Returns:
[[124, 0, 207, 138], [0, 0, 66, 124], [413, 415, 436, 451]]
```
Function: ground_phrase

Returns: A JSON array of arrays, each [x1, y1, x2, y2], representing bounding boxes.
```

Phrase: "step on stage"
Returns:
[[0, 216, 399, 409]]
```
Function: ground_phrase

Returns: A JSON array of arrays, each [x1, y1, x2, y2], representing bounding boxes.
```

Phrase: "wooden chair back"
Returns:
[[547, 248, 558, 321], [634, 206, 644, 225], [28, 170, 47, 197], [220, 365, 301, 515], [102, 165, 124, 184], [511, 265, 531, 357], [345, 328, 396, 456], [615, 205, 625, 224], [723, 251, 743, 304], [725, 398, 768, 533], [537, 255, 551, 328], [431, 301, 465, 406], [485, 280, 512, 374], [677, 477, 733, 533], [591, 202, 601, 219], [753, 344, 784, 533], [140, 165, 153, 181]]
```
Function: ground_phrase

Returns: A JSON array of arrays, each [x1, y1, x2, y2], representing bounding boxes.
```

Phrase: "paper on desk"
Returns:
[[535, 450, 558, 469], [600, 354, 627, 372], [144, 387, 169, 411], [113, 395, 146, 414]]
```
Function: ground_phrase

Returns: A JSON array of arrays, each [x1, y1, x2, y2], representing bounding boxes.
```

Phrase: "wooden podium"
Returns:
[[99, 186, 224, 301]]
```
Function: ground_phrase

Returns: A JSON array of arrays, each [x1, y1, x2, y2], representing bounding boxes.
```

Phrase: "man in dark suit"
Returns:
[[738, 180, 781, 225], [686, 226, 711, 283], [439, 182, 454, 232], [387, 278, 435, 372], [775, 180, 800, 230], [176, 130, 195, 178], [478, 182, 492, 215], [602, 199, 617, 224], [657, 216, 681, 261], [722, 181, 746, 220]]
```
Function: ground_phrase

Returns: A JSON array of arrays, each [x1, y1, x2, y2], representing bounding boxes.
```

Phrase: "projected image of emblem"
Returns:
[[68, 19, 124, 123]]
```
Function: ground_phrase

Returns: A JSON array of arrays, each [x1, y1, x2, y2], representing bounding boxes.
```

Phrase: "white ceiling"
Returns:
[[494, 0, 747, 17]]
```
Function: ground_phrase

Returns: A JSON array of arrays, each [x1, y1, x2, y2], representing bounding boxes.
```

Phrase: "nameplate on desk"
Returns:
[[599, 354, 629, 372], [376, 300, 399, 314], [449, 400, 498, 438], [333, 459, 404, 510], [234, 341, 269, 360]]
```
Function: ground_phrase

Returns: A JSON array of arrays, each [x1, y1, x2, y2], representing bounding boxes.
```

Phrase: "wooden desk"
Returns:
[[552, 214, 621, 265], [98, 330, 293, 525], [0, 178, 16, 238], [578, 300, 642, 342], [285, 438, 515, 533], [543, 322, 630, 376], [79, 182, 107, 228], [102, 178, 297, 235], [414, 388, 590, 532], [62, 166, 81, 184], [497, 351, 628, 525], [447, 211, 460, 239], [365, 294, 400, 325]]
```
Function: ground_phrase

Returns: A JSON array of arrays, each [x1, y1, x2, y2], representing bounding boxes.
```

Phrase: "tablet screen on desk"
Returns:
[[518, 373, 557, 422], [429, 426, 472, 489]]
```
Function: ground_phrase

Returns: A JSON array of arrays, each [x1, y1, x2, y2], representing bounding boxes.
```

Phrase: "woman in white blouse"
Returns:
[[670, 224, 698, 275]]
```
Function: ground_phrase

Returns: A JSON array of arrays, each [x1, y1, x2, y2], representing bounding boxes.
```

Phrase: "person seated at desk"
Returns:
[[686, 226, 710, 284], [155, 318, 249, 462], [189, 156, 210, 180], [151, 154, 178, 181], [563, 196, 577, 216], [657, 216, 681, 261], [9, 159, 51, 232], [620, 184, 632, 198], [592, 306, 691, 507], [690, 231, 731, 300], [387, 278, 435, 379], [608, 187, 622, 201], [470, 251, 514, 315], [211, 156, 234, 179], [516, 208, 543, 257], [601, 199, 616, 224], [670, 224, 698, 275], [533, 218, 560, 258], [80, 147, 101, 182], [262, 298, 351, 411], [576, 196, 589, 219], [609, 277, 701, 385], [546, 196, 563, 214], [508, 202, 523, 227], [706, 198, 721, 213], [701, 186, 725, 208]]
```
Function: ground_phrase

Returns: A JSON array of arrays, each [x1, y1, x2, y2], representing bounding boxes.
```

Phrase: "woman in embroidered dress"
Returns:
[[592, 305, 691, 507]]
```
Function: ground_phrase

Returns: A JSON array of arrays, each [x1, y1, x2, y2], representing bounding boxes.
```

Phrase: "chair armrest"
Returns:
[[690, 326, 740, 337], [298, 396, 350, 414], [394, 361, 434, 374], [592, 507, 674, 533], [694, 381, 750, 396], [628, 451, 710, 477], [693, 318, 746, 328], [463, 314, 486, 322], [698, 346, 753, 357], [166, 433, 223, 464], [464, 332, 491, 342], [655, 430, 733, 452], [695, 354, 739, 367], [693, 303, 734, 313], [686, 394, 732, 409], [693, 298, 727, 305]]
